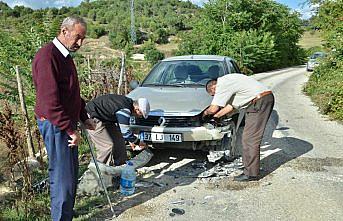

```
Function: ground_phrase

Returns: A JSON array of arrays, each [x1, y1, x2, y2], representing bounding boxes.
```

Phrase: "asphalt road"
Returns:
[[104, 66, 343, 221]]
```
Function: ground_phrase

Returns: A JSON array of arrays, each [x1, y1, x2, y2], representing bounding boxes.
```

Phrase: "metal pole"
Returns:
[[80, 124, 116, 217], [130, 0, 137, 44]]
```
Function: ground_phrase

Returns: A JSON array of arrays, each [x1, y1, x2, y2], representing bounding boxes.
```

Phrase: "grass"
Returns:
[[298, 30, 324, 49], [156, 42, 179, 58], [78, 36, 122, 60]]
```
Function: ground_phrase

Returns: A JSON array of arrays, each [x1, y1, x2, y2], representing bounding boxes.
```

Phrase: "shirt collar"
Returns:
[[52, 37, 69, 58]]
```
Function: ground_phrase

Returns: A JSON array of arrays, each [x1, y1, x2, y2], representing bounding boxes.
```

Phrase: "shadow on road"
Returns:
[[259, 110, 313, 178]]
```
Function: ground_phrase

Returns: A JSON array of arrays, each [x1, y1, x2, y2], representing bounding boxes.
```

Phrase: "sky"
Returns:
[[1, 0, 314, 19]]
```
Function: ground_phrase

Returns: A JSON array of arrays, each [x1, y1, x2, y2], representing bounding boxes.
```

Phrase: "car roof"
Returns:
[[162, 55, 232, 62]]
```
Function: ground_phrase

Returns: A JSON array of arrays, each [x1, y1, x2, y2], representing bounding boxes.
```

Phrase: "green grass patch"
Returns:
[[299, 30, 325, 49], [1, 192, 51, 220]]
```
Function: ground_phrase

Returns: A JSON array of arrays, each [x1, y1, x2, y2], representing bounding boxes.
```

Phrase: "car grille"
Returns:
[[135, 116, 200, 127]]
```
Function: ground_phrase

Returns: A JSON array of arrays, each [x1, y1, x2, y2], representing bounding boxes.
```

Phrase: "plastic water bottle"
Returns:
[[120, 161, 136, 196]]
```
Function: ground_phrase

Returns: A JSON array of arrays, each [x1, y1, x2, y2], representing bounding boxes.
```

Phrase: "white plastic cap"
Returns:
[[137, 98, 150, 119]]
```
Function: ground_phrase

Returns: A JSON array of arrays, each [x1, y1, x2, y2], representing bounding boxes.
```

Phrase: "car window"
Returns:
[[310, 52, 325, 59], [142, 60, 225, 86], [230, 61, 240, 73], [226, 59, 240, 74]]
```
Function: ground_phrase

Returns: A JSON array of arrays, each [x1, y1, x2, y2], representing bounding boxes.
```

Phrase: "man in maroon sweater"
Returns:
[[33, 16, 95, 221]]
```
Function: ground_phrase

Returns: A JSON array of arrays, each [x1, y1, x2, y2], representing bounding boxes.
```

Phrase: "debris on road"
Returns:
[[170, 199, 185, 205], [204, 195, 214, 200], [77, 149, 154, 195], [135, 181, 154, 188], [171, 208, 185, 215], [207, 150, 230, 163]]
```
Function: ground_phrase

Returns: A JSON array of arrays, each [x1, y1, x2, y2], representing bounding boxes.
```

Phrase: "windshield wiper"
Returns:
[[179, 83, 205, 87], [143, 83, 184, 87]]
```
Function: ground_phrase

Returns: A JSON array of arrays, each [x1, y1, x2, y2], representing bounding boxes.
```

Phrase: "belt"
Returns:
[[251, 91, 272, 103]]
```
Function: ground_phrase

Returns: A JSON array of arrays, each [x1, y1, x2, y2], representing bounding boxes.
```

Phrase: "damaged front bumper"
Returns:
[[130, 122, 234, 150]]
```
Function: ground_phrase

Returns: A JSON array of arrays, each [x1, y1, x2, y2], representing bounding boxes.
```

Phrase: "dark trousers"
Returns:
[[37, 119, 78, 221], [242, 93, 275, 176], [87, 118, 127, 166]]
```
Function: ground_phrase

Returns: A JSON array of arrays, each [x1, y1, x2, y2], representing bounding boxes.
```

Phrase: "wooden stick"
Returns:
[[117, 51, 125, 95], [15, 66, 35, 158]]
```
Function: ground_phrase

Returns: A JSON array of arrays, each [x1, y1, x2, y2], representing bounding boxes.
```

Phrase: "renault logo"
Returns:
[[158, 116, 166, 126]]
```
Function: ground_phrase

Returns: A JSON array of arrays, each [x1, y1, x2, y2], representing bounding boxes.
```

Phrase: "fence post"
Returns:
[[15, 66, 35, 158], [117, 52, 126, 95]]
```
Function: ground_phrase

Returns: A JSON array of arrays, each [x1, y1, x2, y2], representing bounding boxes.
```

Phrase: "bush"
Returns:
[[304, 62, 343, 121], [304, 0, 343, 122], [88, 24, 107, 39], [141, 41, 164, 65]]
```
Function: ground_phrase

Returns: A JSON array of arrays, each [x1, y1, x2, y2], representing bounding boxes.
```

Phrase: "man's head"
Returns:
[[206, 79, 217, 96], [133, 98, 150, 119], [58, 16, 87, 52]]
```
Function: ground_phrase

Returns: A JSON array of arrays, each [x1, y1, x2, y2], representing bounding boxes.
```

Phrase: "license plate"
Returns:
[[141, 132, 182, 143]]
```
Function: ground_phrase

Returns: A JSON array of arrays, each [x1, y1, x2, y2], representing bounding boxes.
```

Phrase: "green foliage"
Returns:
[[88, 24, 107, 39], [1, 192, 51, 220], [0, 11, 61, 108], [78, 0, 198, 46], [305, 64, 343, 121], [108, 21, 131, 49], [304, 0, 343, 121], [178, 0, 305, 73], [141, 41, 165, 65]]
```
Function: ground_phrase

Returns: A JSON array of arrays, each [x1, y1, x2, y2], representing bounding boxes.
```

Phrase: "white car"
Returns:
[[127, 55, 242, 157], [306, 52, 325, 71]]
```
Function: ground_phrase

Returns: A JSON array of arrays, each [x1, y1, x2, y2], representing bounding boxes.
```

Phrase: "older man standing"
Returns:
[[203, 74, 274, 182], [32, 16, 95, 220]]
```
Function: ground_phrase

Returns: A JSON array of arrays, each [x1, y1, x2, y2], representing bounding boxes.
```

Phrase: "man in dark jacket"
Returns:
[[85, 94, 150, 166]]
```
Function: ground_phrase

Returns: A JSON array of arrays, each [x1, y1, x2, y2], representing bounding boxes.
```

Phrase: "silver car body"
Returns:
[[127, 55, 240, 150]]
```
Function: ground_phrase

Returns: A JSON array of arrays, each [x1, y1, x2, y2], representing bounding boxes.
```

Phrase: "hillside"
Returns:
[[298, 30, 324, 49], [0, 0, 200, 48]]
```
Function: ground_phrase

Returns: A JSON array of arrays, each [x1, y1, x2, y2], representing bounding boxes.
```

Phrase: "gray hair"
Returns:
[[61, 16, 87, 30]]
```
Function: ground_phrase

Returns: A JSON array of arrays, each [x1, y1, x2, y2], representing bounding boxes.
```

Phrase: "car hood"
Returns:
[[127, 86, 213, 116]]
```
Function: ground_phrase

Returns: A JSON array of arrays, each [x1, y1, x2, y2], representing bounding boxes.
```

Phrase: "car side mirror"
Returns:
[[129, 80, 140, 90]]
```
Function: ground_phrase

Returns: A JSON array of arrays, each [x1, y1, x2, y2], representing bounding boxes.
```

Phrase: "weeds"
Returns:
[[0, 103, 33, 219]]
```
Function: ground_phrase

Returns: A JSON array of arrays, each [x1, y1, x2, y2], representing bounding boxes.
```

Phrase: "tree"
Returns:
[[178, 0, 304, 73], [141, 41, 164, 65]]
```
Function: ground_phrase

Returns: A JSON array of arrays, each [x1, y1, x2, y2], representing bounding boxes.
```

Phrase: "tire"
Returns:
[[216, 121, 238, 159]]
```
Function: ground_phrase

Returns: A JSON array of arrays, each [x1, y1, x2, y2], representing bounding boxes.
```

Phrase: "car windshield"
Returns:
[[142, 60, 225, 86], [310, 52, 325, 59]]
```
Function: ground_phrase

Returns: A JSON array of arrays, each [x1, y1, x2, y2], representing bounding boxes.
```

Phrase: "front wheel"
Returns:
[[216, 121, 238, 160]]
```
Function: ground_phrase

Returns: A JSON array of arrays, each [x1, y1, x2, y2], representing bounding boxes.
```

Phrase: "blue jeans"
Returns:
[[37, 119, 78, 221]]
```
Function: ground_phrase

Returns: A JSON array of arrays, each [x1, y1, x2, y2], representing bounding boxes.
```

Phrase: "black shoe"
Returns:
[[234, 173, 258, 182]]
